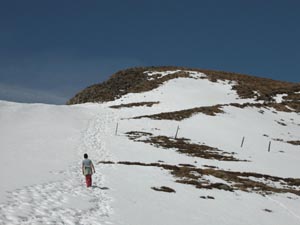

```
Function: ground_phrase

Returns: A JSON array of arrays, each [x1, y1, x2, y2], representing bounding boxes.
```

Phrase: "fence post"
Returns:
[[175, 125, 180, 139], [115, 122, 119, 136], [268, 141, 271, 152], [241, 136, 245, 148]]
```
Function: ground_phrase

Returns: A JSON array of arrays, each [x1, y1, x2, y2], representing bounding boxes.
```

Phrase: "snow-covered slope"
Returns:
[[0, 101, 115, 224], [0, 68, 300, 225]]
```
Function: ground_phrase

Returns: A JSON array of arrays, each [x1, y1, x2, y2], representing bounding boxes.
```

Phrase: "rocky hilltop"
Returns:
[[67, 66, 300, 111]]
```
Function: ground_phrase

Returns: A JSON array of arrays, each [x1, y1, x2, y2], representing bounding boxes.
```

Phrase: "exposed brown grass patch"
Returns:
[[182, 168, 300, 195], [110, 101, 159, 109], [272, 138, 300, 146], [287, 141, 300, 146], [131, 102, 299, 121], [264, 209, 273, 213], [275, 120, 287, 126], [98, 161, 300, 196], [126, 131, 244, 162], [133, 105, 224, 120], [151, 186, 176, 193], [200, 195, 215, 199], [199, 69, 300, 101], [230, 102, 300, 113]]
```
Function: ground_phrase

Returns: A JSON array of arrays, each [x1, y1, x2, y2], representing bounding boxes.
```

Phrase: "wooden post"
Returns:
[[268, 141, 271, 152], [241, 136, 245, 148], [175, 125, 180, 139], [115, 122, 119, 136]]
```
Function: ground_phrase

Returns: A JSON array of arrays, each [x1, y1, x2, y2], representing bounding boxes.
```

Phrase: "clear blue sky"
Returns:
[[0, 0, 299, 104]]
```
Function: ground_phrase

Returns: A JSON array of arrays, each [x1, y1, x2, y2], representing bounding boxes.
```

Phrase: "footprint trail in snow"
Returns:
[[0, 108, 115, 225]]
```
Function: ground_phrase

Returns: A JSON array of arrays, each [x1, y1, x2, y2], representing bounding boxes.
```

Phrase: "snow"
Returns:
[[0, 102, 86, 196], [0, 71, 300, 224], [102, 165, 300, 225], [0, 101, 113, 224], [273, 94, 288, 103]]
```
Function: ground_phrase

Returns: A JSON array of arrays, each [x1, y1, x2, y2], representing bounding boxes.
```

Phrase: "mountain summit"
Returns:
[[67, 66, 300, 108]]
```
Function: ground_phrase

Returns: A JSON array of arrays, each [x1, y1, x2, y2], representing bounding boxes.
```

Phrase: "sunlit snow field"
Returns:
[[0, 72, 300, 224]]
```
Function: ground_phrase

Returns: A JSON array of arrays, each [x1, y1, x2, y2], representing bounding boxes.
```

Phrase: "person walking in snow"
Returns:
[[82, 153, 96, 187]]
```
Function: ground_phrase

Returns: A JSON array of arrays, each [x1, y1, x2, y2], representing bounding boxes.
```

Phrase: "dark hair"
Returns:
[[84, 153, 88, 159]]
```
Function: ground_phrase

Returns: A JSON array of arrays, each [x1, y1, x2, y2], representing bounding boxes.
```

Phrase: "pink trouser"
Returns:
[[85, 174, 92, 187]]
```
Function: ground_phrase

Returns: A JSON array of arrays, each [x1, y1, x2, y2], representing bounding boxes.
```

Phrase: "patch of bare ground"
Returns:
[[131, 102, 299, 122], [221, 102, 300, 113], [199, 69, 300, 101], [272, 138, 300, 146], [126, 131, 244, 162], [98, 161, 300, 196], [264, 209, 273, 213], [267, 102, 300, 113], [287, 141, 300, 145], [275, 120, 287, 126], [151, 186, 176, 193], [110, 101, 159, 109], [203, 165, 219, 169], [133, 105, 224, 120], [273, 138, 284, 142], [230, 102, 300, 113], [175, 167, 300, 195], [200, 195, 215, 199]]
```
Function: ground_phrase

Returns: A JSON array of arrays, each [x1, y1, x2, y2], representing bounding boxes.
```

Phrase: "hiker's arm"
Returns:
[[82, 165, 84, 175], [91, 163, 96, 173]]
